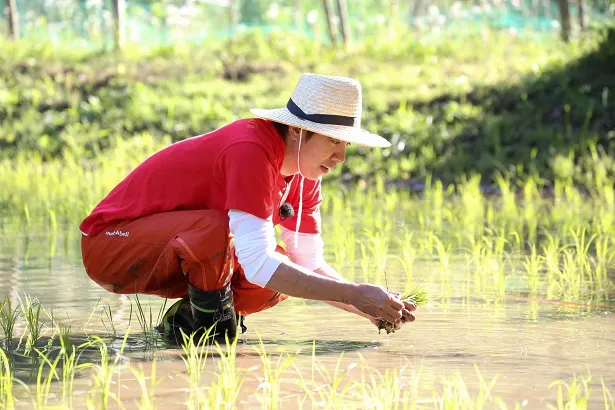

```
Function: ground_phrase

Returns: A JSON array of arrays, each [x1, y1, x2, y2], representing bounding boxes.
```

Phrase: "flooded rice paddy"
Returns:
[[0, 180, 614, 409]]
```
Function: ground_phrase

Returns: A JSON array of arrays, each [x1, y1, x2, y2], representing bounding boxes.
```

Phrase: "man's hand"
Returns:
[[370, 296, 417, 334], [350, 283, 405, 323]]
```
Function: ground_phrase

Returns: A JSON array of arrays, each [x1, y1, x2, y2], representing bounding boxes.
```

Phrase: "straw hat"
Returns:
[[250, 73, 391, 148]]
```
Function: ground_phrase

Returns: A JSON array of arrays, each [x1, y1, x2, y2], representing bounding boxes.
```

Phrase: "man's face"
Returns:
[[298, 131, 350, 180]]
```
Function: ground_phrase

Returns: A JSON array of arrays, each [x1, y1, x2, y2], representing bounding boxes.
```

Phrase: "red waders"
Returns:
[[81, 209, 288, 340]]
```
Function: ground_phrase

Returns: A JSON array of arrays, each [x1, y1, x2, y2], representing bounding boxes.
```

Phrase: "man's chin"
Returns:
[[301, 171, 323, 181]]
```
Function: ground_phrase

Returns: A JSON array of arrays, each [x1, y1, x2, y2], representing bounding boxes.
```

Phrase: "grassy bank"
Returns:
[[1, 26, 614, 188]]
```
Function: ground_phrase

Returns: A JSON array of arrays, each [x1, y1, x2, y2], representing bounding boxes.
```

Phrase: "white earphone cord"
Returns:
[[294, 129, 304, 248]]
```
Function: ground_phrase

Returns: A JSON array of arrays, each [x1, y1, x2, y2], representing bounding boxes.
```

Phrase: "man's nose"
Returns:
[[333, 146, 347, 164]]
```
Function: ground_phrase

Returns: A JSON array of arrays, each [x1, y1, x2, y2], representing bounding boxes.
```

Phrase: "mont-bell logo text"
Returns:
[[105, 230, 130, 237]]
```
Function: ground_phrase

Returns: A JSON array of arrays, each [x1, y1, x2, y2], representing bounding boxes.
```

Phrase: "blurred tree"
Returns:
[[409, 0, 424, 18], [5, 0, 19, 40], [578, 0, 587, 29], [323, 0, 338, 44], [112, 0, 126, 50], [336, 0, 349, 45], [542, 0, 552, 20], [558, 0, 572, 41], [240, 0, 265, 25], [78, 0, 87, 39]]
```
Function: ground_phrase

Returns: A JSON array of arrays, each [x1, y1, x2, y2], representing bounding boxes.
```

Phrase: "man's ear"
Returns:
[[288, 126, 301, 141]]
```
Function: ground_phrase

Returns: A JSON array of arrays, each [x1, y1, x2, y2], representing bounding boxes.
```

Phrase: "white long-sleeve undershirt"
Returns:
[[280, 226, 326, 271], [228, 210, 326, 287]]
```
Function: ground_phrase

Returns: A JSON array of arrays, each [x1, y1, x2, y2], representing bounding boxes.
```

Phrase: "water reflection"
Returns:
[[0, 227, 614, 408]]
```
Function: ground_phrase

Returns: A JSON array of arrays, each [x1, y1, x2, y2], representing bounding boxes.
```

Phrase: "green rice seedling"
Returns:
[[190, 340, 245, 409], [462, 255, 473, 304], [180, 329, 213, 409], [600, 377, 614, 410], [330, 222, 354, 277], [570, 227, 597, 274], [61, 345, 92, 409], [86, 333, 129, 410], [549, 250, 582, 301], [433, 364, 503, 410], [415, 233, 434, 258], [401, 282, 430, 308], [495, 175, 518, 221], [22, 204, 31, 229], [18, 294, 44, 355], [129, 294, 165, 351], [33, 346, 62, 410], [253, 334, 296, 410], [593, 208, 615, 240], [466, 234, 482, 268], [209, 335, 244, 407], [344, 226, 357, 278], [0, 295, 20, 353], [490, 258, 507, 301], [547, 373, 592, 409], [45, 308, 72, 352], [128, 359, 159, 410], [309, 352, 354, 408], [57, 321, 73, 356], [431, 234, 451, 275], [81, 297, 101, 332], [521, 176, 543, 245], [290, 342, 317, 407], [47, 209, 58, 233], [359, 242, 371, 283], [102, 305, 117, 338], [522, 243, 542, 296], [458, 174, 484, 236], [470, 242, 490, 297], [0, 348, 16, 409], [509, 230, 523, 252], [353, 360, 421, 410], [51, 321, 95, 409], [542, 234, 563, 290], [526, 299, 541, 322], [375, 281, 428, 333], [383, 189, 399, 214], [363, 228, 388, 281], [422, 176, 445, 235], [430, 234, 453, 299], [494, 231, 509, 262], [397, 232, 416, 283], [594, 235, 615, 295]]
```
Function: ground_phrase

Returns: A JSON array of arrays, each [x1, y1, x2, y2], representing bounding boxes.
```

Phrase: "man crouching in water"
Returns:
[[79, 73, 417, 343]]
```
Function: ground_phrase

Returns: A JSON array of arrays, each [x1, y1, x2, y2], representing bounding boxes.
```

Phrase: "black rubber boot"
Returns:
[[156, 297, 194, 345], [188, 282, 237, 343]]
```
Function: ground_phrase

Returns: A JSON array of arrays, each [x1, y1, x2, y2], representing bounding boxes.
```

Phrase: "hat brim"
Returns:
[[250, 107, 391, 148]]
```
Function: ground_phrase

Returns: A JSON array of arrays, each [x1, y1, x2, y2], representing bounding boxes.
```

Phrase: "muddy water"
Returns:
[[0, 227, 614, 408]]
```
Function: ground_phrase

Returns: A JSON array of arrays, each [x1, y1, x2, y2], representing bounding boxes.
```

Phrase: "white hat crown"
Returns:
[[289, 74, 363, 128], [250, 73, 390, 148]]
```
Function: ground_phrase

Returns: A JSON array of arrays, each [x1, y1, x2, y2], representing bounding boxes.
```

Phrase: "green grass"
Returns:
[[1, 25, 613, 188]]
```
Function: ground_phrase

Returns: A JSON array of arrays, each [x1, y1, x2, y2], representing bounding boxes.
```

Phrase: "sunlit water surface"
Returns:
[[0, 225, 614, 409]]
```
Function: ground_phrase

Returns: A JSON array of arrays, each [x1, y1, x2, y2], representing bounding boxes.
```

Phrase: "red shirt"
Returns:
[[80, 119, 322, 236]]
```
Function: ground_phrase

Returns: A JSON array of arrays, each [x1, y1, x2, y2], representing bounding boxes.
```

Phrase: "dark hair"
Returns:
[[272, 122, 289, 140], [271, 122, 313, 141]]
